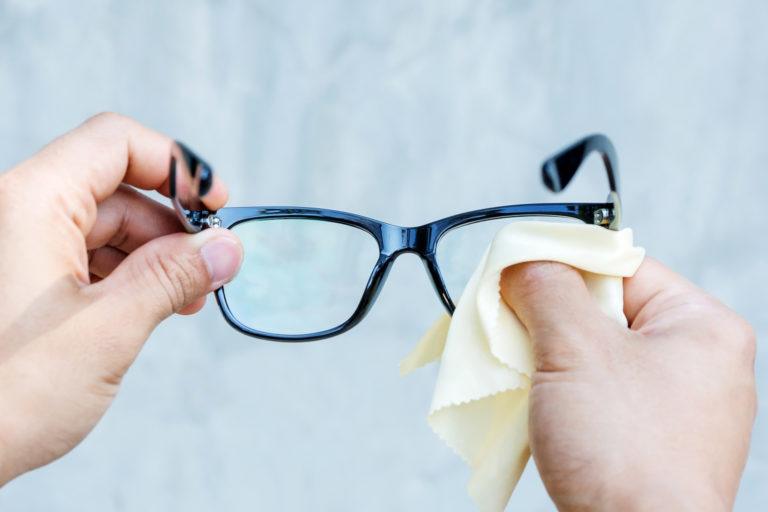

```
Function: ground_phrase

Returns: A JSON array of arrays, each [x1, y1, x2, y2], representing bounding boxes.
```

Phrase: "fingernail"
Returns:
[[200, 235, 243, 287]]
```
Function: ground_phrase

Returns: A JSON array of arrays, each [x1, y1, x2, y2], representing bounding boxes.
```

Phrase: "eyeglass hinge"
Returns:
[[593, 192, 622, 230], [593, 208, 612, 226], [186, 210, 222, 229]]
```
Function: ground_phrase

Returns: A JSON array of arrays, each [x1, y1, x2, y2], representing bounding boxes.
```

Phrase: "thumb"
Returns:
[[500, 261, 612, 371], [102, 228, 243, 331]]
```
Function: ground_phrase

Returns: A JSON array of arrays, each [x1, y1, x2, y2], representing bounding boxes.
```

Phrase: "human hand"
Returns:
[[500, 258, 756, 511], [0, 113, 243, 485]]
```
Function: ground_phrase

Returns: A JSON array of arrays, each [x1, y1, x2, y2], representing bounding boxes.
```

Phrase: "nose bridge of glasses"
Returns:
[[380, 224, 433, 256]]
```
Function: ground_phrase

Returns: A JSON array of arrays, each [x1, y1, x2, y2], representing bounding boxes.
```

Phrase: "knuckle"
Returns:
[[533, 321, 617, 373], [108, 193, 133, 249], [83, 113, 137, 148], [534, 338, 586, 371], [698, 303, 757, 365], [86, 111, 128, 128], [80, 113, 135, 173]]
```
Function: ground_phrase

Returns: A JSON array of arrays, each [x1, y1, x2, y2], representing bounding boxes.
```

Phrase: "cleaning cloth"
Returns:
[[401, 221, 645, 511]]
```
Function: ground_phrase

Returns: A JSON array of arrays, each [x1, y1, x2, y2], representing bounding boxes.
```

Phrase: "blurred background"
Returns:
[[1, 0, 766, 510]]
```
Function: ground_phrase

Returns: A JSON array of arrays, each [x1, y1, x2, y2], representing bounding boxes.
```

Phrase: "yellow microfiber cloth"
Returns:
[[401, 221, 645, 511]]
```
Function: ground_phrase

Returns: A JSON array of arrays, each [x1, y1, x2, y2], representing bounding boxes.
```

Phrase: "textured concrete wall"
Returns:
[[0, 1, 766, 510]]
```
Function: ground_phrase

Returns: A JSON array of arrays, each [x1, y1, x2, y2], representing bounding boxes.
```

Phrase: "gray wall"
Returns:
[[1, 1, 766, 510]]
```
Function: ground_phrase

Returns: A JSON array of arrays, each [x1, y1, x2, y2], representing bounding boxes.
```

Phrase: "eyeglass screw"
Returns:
[[593, 208, 611, 225], [205, 215, 222, 228]]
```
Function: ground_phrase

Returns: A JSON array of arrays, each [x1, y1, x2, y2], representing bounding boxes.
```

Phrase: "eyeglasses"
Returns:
[[169, 134, 621, 342]]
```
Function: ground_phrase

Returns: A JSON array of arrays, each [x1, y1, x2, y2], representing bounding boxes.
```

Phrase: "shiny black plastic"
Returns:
[[169, 134, 621, 341]]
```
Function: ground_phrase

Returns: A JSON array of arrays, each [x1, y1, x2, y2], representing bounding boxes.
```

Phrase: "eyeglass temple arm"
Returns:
[[170, 141, 217, 232], [540, 133, 622, 230]]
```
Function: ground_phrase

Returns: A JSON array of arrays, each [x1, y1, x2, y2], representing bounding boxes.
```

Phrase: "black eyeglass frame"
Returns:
[[169, 134, 622, 342]]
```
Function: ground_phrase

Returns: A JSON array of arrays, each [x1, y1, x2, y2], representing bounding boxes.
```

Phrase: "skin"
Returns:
[[0, 113, 243, 485], [0, 114, 756, 511], [500, 260, 756, 511]]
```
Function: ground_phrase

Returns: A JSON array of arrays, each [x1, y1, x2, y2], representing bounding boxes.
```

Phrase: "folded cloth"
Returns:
[[401, 221, 645, 511]]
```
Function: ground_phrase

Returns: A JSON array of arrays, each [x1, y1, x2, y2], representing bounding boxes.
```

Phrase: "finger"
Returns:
[[623, 257, 696, 327], [179, 297, 207, 315], [199, 175, 228, 211], [157, 158, 229, 211], [89, 246, 126, 278], [18, 112, 228, 232], [500, 262, 602, 337], [500, 262, 610, 371], [92, 228, 243, 339], [85, 185, 181, 253]]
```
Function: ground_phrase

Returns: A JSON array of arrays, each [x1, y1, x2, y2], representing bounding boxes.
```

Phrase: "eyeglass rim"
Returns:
[[171, 133, 622, 342], [212, 199, 615, 341]]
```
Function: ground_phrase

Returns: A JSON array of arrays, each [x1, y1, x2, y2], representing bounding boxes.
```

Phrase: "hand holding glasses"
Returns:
[[169, 135, 622, 341]]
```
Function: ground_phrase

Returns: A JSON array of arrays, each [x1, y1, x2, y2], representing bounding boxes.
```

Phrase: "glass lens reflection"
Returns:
[[224, 219, 380, 336]]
